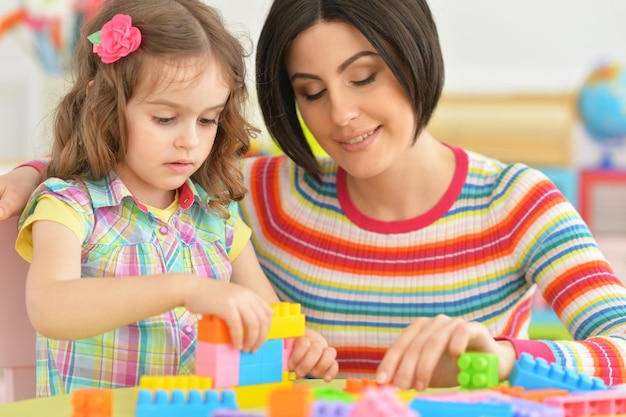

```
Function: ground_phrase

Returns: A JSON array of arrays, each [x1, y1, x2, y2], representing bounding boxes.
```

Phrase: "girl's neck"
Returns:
[[344, 132, 456, 222]]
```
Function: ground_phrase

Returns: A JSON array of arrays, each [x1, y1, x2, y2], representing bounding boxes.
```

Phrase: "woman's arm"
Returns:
[[0, 165, 43, 220]]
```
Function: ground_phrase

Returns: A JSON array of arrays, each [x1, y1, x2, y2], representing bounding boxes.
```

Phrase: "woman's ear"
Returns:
[[86, 80, 95, 96]]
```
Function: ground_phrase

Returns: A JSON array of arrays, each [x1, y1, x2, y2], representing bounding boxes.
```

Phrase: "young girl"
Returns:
[[13, 0, 337, 396]]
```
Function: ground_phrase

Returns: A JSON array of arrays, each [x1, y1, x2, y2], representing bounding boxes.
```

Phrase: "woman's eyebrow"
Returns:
[[290, 50, 379, 82]]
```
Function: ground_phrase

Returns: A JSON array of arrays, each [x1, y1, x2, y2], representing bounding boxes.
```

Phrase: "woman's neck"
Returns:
[[344, 133, 456, 222]]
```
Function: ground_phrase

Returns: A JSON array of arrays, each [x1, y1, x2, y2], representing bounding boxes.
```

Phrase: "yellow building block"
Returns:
[[137, 375, 213, 392], [230, 371, 293, 408], [267, 302, 306, 340]]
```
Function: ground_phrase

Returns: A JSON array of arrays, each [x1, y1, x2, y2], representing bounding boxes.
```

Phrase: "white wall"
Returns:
[[3, 0, 626, 162]]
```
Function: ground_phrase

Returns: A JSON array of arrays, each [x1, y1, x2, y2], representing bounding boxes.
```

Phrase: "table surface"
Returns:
[[0, 379, 341, 417]]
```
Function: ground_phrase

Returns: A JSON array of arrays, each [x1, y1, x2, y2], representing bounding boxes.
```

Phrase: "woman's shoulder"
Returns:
[[242, 154, 339, 183], [464, 149, 548, 187]]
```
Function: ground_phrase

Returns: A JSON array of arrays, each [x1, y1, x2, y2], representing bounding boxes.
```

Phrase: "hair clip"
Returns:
[[87, 14, 141, 64]]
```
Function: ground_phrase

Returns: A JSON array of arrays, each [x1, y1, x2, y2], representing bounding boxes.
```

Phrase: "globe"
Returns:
[[578, 63, 626, 168]]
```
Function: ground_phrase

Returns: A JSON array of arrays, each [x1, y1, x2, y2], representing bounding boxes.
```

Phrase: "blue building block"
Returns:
[[135, 388, 237, 417], [409, 398, 514, 417], [239, 339, 283, 386], [509, 353, 607, 392], [484, 396, 564, 417]]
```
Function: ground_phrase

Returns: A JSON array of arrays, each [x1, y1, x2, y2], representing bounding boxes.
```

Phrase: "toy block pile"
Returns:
[[69, 302, 626, 417]]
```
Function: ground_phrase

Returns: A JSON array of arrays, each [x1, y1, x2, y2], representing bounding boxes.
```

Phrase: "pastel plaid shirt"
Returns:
[[17, 172, 242, 396]]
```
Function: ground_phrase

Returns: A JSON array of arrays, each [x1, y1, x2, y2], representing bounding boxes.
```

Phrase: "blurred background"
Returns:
[[2, 0, 626, 339]]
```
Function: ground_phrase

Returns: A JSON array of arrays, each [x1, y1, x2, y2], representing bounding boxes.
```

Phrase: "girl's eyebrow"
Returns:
[[144, 99, 227, 112], [290, 50, 379, 81]]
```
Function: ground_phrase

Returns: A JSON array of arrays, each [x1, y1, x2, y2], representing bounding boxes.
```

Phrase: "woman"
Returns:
[[3, 0, 626, 391]]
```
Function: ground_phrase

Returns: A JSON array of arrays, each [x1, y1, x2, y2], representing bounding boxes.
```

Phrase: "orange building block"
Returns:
[[268, 385, 313, 417], [71, 388, 113, 417], [197, 315, 232, 344], [344, 377, 382, 395]]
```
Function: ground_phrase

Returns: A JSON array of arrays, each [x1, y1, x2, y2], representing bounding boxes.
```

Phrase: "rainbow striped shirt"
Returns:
[[240, 146, 626, 384]]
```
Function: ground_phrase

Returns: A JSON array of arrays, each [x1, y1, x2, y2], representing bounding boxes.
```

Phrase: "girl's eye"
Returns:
[[199, 118, 219, 126], [353, 72, 377, 86], [155, 117, 175, 124]]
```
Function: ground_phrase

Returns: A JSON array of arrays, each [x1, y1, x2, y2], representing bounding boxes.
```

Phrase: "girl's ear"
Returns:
[[86, 80, 95, 96]]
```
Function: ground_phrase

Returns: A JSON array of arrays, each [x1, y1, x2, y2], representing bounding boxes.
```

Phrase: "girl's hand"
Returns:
[[289, 328, 338, 382], [184, 278, 273, 353], [375, 314, 516, 390]]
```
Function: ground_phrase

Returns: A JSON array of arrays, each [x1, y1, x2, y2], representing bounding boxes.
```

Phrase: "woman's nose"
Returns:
[[329, 92, 359, 127]]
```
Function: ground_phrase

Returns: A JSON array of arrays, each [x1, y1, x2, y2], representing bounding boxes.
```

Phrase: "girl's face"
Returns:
[[117, 55, 230, 208], [286, 21, 416, 179]]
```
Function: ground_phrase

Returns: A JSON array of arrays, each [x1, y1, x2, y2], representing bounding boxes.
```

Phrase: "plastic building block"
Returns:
[[543, 389, 626, 417], [484, 396, 564, 417], [282, 338, 295, 370], [196, 341, 240, 388], [71, 388, 113, 417], [409, 398, 514, 417], [267, 385, 314, 417], [213, 412, 264, 417], [351, 386, 419, 417], [198, 315, 232, 344], [312, 386, 355, 403], [457, 352, 499, 390], [231, 375, 293, 409], [491, 386, 570, 402], [266, 302, 306, 340], [239, 339, 283, 386], [138, 375, 213, 391], [135, 388, 237, 417], [509, 353, 607, 392], [311, 400, 354, 417], [344, 377, 382, 395]]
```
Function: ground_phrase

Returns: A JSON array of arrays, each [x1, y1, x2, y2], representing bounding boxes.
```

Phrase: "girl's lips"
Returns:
[[165, 162, 194, 173]]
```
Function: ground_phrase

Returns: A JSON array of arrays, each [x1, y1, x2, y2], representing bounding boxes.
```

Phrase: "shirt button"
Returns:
[[183, 325, 193, 334], [159, 226, 168, 235]]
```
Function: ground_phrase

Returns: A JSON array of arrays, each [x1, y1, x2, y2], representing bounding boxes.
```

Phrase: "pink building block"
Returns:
[[544, 389, 626, 417], [282, 338, 295, 371], [350, 386, 419, 417], [195, 341, 240, 388]]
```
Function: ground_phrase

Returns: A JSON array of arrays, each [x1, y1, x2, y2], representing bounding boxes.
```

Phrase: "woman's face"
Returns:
[[286, 21, 416, 179]]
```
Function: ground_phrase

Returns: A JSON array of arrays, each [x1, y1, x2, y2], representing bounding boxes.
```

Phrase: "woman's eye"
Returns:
[[304, 89, 325, 101], [353, 73, 377, 86]]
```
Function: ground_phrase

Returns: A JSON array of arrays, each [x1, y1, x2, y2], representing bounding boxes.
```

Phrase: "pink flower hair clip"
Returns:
[[87, 14, 142, 64]]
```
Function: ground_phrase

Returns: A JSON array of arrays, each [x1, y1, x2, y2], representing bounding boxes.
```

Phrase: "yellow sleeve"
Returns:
[[229, 217, 251, 262], [16, 195, 86, 262]]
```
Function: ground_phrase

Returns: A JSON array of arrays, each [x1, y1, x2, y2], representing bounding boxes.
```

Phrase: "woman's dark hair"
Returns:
[[256, 0, 444, 180]]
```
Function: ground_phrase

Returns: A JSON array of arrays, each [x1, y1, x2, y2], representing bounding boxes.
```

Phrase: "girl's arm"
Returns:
[[26, 219, 273, 352], [230, 241, 339, 381]]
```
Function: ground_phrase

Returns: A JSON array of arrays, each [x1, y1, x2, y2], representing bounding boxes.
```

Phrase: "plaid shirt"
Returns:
[[18, 172, 239, 396]]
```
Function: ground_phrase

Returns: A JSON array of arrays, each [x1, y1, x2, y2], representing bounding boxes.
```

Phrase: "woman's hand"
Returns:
[[0, 166, 42, 220], [375, 314, 516, 390], [289, 328, 338, 382], [184, 278, 274, 353]]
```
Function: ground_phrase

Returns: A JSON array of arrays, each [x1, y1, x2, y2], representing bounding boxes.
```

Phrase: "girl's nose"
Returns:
[[175, 125, 200, 148]]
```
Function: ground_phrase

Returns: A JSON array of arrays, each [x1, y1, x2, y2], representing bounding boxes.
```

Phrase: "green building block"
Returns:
[[457, 352, 499, 390]]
